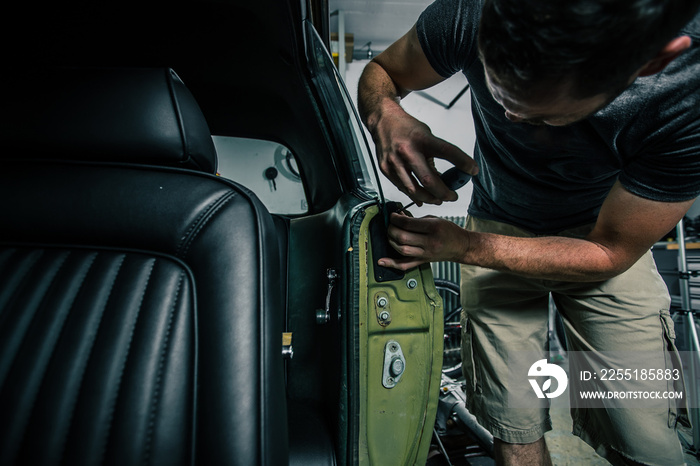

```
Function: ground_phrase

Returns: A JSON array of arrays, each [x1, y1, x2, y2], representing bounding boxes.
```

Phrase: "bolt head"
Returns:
[[390, 358, 405, 376]]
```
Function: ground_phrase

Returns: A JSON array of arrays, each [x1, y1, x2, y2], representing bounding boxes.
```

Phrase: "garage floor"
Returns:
[[545, 391, 607, 465]]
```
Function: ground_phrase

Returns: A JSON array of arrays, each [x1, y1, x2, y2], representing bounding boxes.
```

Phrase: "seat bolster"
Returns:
[[182, 183, 289, 465]]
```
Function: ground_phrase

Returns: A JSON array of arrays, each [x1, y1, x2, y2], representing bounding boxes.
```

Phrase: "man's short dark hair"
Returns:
[[478, 0, 700, 100]]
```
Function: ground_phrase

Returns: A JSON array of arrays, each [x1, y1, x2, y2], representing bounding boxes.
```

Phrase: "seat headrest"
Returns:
[[0, 67, 217, 173]]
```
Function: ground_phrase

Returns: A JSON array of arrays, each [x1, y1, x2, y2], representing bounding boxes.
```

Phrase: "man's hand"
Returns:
[[373, 105, 478, 205], [358, 25, 478, 206], [379, 213, 471, 270]]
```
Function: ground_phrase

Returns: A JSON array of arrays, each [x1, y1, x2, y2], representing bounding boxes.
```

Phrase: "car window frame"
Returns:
[[302, 19, 384, 205]]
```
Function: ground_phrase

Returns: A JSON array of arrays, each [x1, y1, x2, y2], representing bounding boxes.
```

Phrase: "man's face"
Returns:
[[484, 69, 612, 126]]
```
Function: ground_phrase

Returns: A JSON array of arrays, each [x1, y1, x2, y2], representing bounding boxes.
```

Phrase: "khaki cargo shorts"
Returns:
[[460, 216, 688, 466]]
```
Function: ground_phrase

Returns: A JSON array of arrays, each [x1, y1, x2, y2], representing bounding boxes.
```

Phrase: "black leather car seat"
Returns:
[[0, 67, 288, 465]]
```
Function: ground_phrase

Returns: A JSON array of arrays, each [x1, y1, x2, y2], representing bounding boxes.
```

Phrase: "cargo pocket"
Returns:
[[660, 310, 691, 429], [461, 313, 480, 394]]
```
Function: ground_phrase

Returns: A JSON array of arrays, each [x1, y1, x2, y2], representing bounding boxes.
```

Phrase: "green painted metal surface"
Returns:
[[355, 205, 444, 465]]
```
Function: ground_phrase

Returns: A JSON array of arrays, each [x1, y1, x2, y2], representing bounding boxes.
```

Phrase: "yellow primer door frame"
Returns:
[[356, 205, 444, 465]]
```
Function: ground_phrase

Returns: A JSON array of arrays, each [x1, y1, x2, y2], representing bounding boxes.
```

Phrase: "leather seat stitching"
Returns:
[[0, 248, 43, 323], [143, 271, 184, 465], [0, 248, 45, 388], [17, 251, 96, 463], [178, 191, 238, 258], [58, 252, 125, 463], [97, 257, 156, 465]]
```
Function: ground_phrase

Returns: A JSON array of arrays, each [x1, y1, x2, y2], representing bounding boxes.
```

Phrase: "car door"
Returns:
[[287, 18, 445, 466]]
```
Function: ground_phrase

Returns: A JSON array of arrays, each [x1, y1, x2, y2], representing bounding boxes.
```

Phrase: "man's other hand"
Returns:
[[378, 212, 470, 270]]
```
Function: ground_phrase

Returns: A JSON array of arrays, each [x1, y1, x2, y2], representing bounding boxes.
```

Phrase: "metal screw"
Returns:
[[407, 278, 418, 289], [379, 310, 390, 321], [390, 358, 405, 376], [377, 296, 388, 308], [389, 343, 399, 352]]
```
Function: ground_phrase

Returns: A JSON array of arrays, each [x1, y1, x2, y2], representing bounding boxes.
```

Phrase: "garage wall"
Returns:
[[344, 59, 476, 218]]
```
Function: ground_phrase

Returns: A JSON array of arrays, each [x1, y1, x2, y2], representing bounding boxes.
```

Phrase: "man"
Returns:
[[358, 0, 700, 464]]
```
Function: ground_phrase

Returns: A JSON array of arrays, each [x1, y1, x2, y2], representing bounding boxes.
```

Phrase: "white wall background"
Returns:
[[344, 59, 477, 218]]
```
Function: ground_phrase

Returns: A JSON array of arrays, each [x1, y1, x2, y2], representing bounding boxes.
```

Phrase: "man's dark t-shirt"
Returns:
[[416, 0, 700, 234]]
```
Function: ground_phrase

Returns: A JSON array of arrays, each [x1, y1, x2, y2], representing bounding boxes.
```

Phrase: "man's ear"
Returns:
[[638, 35, 692, 77]]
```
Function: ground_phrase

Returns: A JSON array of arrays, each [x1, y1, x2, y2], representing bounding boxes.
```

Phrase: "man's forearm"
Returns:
[[357, 61, 407, 133], [463, 231, 633, 282]]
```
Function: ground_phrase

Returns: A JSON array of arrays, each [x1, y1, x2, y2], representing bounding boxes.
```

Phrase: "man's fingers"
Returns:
[[431, 135, 479, 176], [387, 235, 425, 257], [389, 212, 437, 233], [377, 255, 426, 271], [381, 150, 442, 204], [392, 165, 439, 205], [379, 215, 457, 270], [403, 135, 478, 203], [405, 143, 456, 202], [384, 135, 452, 204], [409, 161, 457, 202], [372, 108, 476, 205]]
